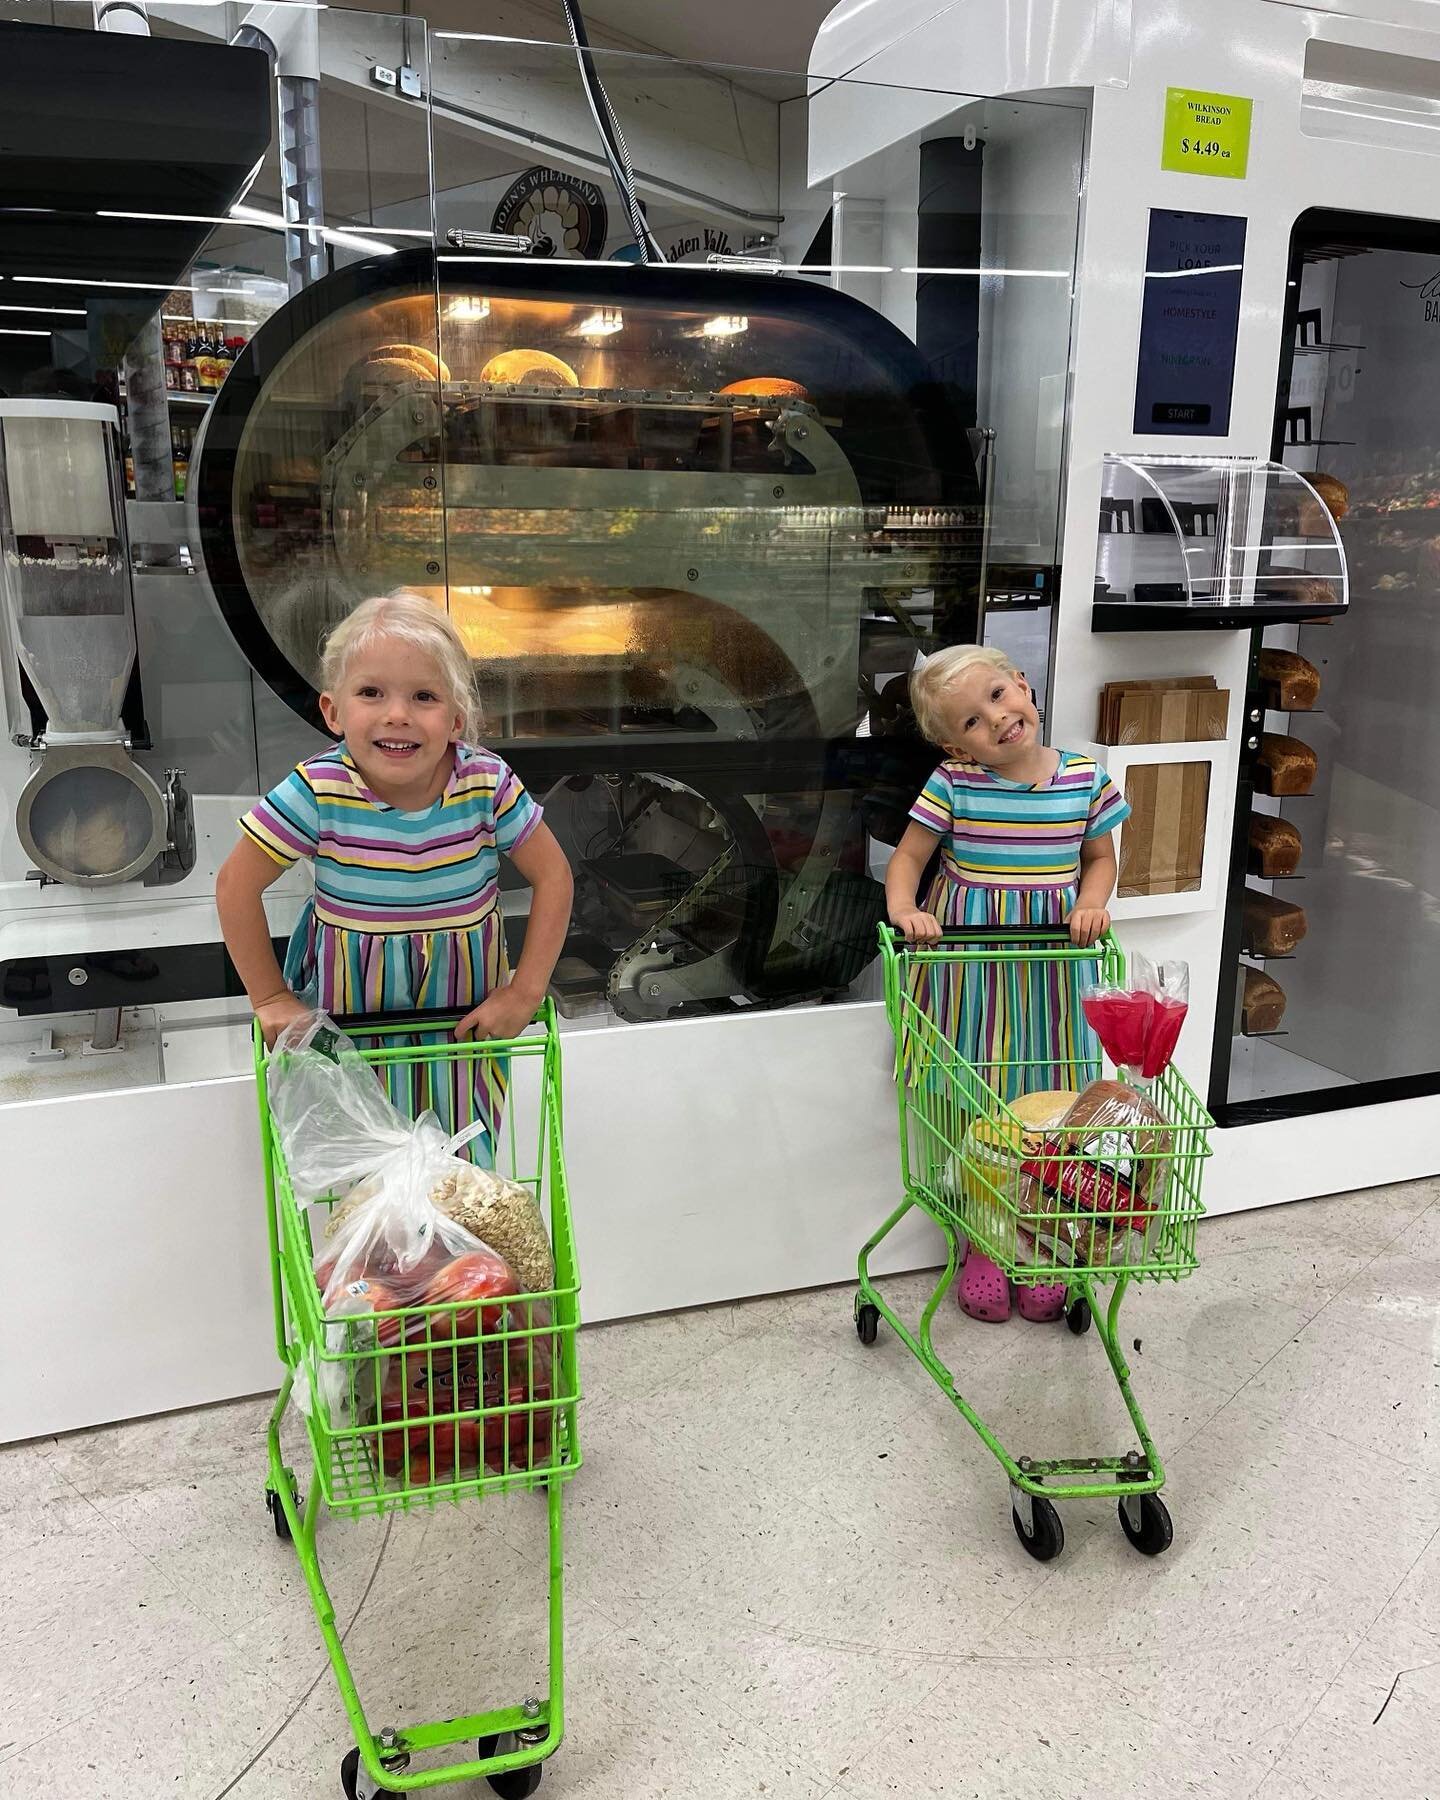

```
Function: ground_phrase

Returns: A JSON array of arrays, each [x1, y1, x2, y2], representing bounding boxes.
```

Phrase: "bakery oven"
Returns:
[[1214, 208, 1440, 1122], [195, 251, 981, 1023]]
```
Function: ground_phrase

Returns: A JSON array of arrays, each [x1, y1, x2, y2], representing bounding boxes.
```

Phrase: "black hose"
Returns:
[[560, 0, 663, 262]]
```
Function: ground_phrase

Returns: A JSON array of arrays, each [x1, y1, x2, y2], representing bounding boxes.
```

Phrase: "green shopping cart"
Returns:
[[856, 926, 1212, 1563], [255, 1001, 581, 1797]]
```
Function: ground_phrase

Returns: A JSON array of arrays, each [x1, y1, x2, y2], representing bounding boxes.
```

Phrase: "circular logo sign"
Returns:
[[492, 166, 609, 259]]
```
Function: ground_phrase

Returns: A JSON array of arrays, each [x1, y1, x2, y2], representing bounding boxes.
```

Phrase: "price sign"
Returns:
[[1162, 88, 1252, 180]]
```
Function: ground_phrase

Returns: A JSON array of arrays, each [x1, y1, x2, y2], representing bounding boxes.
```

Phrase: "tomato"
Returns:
[[416, 1251, 518, 1342]]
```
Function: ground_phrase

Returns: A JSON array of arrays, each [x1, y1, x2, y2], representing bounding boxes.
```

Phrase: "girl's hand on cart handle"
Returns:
[[254, 990, 312, 1049], [890, 907, 944, 944], [1067, 906, 1111, 949], [455, 978, 541, 1043]]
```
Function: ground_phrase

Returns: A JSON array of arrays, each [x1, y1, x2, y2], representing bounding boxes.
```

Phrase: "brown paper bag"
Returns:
[[1118, 762, 1209, 896]]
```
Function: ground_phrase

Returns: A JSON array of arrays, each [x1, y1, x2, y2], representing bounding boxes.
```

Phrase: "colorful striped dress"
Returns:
[[240, 741, 542, 1165], [905, 751, 1130, 1099]]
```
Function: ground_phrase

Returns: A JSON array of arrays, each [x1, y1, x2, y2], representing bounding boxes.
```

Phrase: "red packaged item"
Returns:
[[1081, 954, 1190, 1086], [378, 1332, 554, 1480], [1081, 987, 1153, 1072]]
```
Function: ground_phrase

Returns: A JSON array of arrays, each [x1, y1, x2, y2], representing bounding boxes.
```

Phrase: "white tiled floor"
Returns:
[[3, 1183, 1438, 1800]]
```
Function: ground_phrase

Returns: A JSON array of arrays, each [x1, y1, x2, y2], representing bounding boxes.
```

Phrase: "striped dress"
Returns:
[[241, 741, 542, 1165], [905, 751, 1130, 1099]]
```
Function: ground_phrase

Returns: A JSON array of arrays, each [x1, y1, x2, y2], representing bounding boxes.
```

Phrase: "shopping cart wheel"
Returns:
[[478, 1736, 543, 1796], [1118, 1490, 1173, 1557], [265, 1470, 299, 1544], [855, 1302, 880, 1346], [340, 1746, 400, 1800], [1011, 1491, 1064, 1562], [1065, 1298, 1092, 1336]]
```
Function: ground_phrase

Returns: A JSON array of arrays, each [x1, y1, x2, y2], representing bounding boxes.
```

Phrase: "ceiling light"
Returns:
[[699, 314, 749, 338], [13, 275, 175, 291], [446, 295, 490, 322], [900, 266, 1072, 278], [0, 303, 85, 317], [0, 327, 48, 337], [575, 308, 623, 339]]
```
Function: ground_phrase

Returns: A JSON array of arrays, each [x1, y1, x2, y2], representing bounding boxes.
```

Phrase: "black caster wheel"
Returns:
[[1118, 1491, 1173, 1557], [1066, 1298, 1092, 1336], [1011, 1492, 1064, 1562], [478, 1736, 543, 1797], [340, 1747, 400, 1800], [855, 1301, 880, 1346], [265, 1472, 299, 1544]]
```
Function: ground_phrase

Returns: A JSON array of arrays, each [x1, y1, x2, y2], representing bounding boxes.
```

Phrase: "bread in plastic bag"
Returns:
[[1021, 1078, 1172, 1267]]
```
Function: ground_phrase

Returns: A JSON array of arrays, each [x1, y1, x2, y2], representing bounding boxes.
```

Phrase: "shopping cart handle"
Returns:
[[326, 997, 557, 1035], [883, 924, 1087, 945], [329, 1007, 474, 1032]]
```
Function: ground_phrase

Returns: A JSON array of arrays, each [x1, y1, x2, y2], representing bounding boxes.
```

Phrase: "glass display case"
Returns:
[[1093, 454, 1349, 630], [1214, 208, 1440, 1122], [0, 4, 1087, 1093]]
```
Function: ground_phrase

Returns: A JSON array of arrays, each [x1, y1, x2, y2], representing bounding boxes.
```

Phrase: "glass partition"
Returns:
[[1221, 208, 1440, 1119], [0, 7, 1086, 1093]]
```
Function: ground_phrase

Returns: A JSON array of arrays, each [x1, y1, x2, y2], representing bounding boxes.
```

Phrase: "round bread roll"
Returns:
[[479, 348, 579, 388], [1308, 471, 1349, 521], [719, 376, 809, 400], [369, 342, 451, 382]]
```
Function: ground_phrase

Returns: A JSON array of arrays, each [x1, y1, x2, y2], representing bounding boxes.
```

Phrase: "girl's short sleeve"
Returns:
[[240, 766, 321, 867], [908, 765, 955, 836], [492, 757, 543, 854], [1085, 762, 1131, 839]]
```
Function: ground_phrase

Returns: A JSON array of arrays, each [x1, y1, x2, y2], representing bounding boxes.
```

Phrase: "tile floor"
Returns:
[[3, 1184, 1438, 1800]]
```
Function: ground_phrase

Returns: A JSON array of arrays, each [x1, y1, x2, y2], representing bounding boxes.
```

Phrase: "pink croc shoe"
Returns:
[[957, 1250, 1011, 1322], [1014, 1281, 1067, 1323]]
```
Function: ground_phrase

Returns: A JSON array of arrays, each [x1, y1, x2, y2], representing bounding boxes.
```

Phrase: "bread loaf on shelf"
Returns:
[[1248, 814, 1303, 877], [1243, 891, 1308, 957], [1242, 968, 1287, 1035], [1295, 471, 1350, 534], [1258, 648, 1321, 711], [1254, 733, 1318, 796]]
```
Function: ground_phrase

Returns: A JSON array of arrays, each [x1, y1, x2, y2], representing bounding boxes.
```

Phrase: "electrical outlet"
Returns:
[[370, 63, 398, 89]]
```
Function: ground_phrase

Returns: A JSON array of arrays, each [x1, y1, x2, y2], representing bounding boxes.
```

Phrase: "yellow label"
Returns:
[[1162, 88, 1252, 180]]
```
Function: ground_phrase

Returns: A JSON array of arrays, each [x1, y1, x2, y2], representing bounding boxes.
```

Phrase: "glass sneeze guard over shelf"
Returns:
[[1092, 455, 1349, 631]]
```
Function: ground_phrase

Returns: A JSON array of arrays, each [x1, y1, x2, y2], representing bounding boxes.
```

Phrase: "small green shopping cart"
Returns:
[[856, 926, 1212, 1563], [255, 1001, 581, 1797]]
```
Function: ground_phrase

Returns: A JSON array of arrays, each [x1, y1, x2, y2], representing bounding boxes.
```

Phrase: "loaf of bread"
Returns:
[[1243, 891, 1308, 957], [1248, 814, 1303, 877], [1255, 733, 1317, 796], [1258, 648, 1321, 711], [1296, 471, 1350, 534], [1242, 968, 1287, 1035], [479, 348, 578, 388]]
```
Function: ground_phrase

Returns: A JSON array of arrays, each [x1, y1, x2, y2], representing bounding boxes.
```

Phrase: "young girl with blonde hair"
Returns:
[[218, 590, 572, 1163], [884, 644, 1129, 1322]]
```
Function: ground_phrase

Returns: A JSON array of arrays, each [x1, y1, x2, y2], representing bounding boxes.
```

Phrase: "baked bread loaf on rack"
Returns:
[[1258, 648, 1320, 711], [1243, 891, 1308, 957], [1248, 814, 1303, 877], [1242, 968, 1287, 1034], [1255, 733, 1317, 796]]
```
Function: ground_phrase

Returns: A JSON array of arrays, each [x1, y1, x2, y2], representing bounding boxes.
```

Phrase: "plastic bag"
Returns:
[[266, 1013, 522, 1422], [1132, 953, 1189, 1081], [379, 1333, 556, 1483], [326, 1118, 556, 1296], [1081, 954, 1190, 1086], [1021, 1078, 1173, 1266]]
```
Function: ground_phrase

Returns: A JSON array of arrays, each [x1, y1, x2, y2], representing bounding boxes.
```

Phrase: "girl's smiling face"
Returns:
[[936, 662, 1041, 768], [319, 633, 464, 801]]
